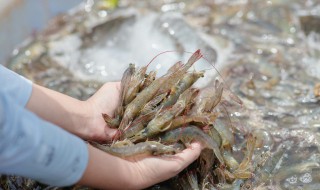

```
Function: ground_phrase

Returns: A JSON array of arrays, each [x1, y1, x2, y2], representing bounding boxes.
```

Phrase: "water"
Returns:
[[37, 5, 223, 83], [4, 0, 320, 189]]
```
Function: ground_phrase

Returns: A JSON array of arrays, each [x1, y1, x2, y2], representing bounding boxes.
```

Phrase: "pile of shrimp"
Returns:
[[91, 50, 257, 189]]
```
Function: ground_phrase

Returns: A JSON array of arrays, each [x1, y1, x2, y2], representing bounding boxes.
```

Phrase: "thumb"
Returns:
[[178, 141, 202, 168], [104, 126, 119, 141]]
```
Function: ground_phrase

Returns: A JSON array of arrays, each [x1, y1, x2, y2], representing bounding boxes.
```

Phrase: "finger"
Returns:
[[128, 142, 203, 187], [151, 141, 202, 175], [104, 126, 118, 141], [175, 141, 202, 168]]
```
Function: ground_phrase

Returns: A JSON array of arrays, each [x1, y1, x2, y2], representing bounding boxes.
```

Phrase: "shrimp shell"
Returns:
[[131, 88, 199, 142], [162, 71, 204, 108], [118, 50, 202, 131], [161, 126, 225, 165], [90, 141, 181, 158]]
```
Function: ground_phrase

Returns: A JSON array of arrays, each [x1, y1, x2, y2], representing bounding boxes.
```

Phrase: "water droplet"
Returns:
[[162, 22, 169, 28], [299, 173, 312, 183], [98, 10, 108, 18], [169, 29, 175, 35], [25, 50, 31, 56], [84, 0, 94, 12], [286, 38, 294, 45], [270, 48, 278, 54], [286, 175, 298, 184], [12, 49, 19, 56], [156, 64, 162, 70], [247, 11, 256, 20], [290, 27, 296, 33], [233, 112, 241, 117]]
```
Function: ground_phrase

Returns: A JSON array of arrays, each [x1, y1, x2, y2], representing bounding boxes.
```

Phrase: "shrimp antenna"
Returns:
[[147, 49, 237, 100]]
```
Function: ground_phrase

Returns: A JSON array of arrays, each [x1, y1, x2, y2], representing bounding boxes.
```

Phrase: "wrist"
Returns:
[[75, 82, 121, 141], [75, 100, 99, 140], [26, 84, 96, 140], [78, 145, 135, 189]]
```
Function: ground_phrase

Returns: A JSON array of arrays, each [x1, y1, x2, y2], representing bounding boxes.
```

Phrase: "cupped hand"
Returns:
[[124, 142, 202, 189], [79, 141, 203, 189], [83, 82, 121, 141]]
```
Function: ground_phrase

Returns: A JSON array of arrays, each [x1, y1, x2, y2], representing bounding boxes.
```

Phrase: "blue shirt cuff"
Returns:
[[0, 91, 89, 187], [0, 65, 33, 107]]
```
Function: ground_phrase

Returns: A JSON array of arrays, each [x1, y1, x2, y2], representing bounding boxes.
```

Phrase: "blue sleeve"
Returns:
[[0, 65, 33, 107], [0, 66, 89, 187]]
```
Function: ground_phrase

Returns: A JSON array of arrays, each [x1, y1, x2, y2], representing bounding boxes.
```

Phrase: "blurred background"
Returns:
[[0, 0, 81, 64]]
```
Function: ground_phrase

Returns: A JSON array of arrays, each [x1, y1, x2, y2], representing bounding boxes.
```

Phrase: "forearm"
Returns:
[[78, 145, 134, 189], [26, 83, 91, 139], [0, 93, 88, 186]]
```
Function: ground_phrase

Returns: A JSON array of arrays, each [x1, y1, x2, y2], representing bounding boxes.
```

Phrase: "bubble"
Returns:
[[270, 48, 278, 54], [156, 64, 162, 70], [286, 175, 297, 184], [162, 22, 169, 28], [25, 50, 31, 56], [299, 173, 312, 184], [98, 10, 108, 18], [12, 48, 19, 56]]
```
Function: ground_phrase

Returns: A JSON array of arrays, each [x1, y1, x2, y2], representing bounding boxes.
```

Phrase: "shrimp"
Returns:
[[226, 90, 243, 106], [124, 65, 148, 106], [179, 171, 200, 190], [191, 78, 224, 114], [102, 113, 120, 128], [231, 134, 256, 179], [141, 70, 157, 90], [167, 61, 183, 74], [90, 141, 181, 158], [160, 126, 225, 165], [208, 125, 222, 148], [140, 93, 167, 115], [252, 129, 273, 149], [242, 148, 285, 188], [199, 148, 215, 179], [118, 50, 203, 131], [214, 119, 235, 149], [120, 63, 136, 105], [169, 113, 218, 130], [111, 139, 134, 148], [162, 71, 204, 108], [121, 111, 156, 139], [130, 88, 198, 142], [217, 179, 244, 190], [157, 49, 203, 95], [205, 78, 224, 112], [118, 73, 167, 131], [102, 63, 135, 128], [223, 150, 240, 172]]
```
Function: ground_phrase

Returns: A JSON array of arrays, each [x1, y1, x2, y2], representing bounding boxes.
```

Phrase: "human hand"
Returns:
[[79, 141, 203, 189], [124, 141, 203, 189], [83, 82, 121, 141]]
